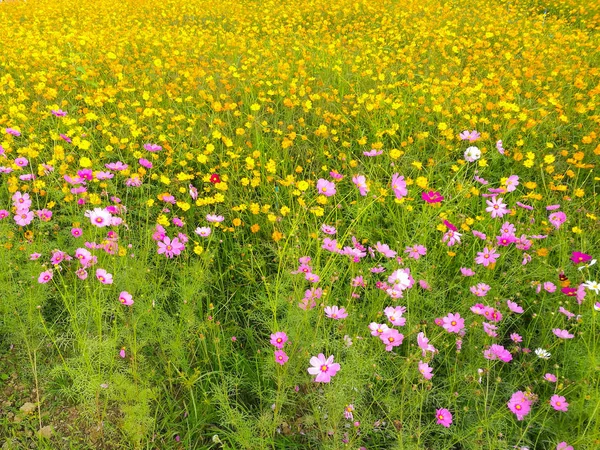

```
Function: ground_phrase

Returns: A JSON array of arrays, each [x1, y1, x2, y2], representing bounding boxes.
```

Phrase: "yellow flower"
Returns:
[[297, 180, 309, 191], [232, 218, 242, 227], [250, 224, 260, 233], [79, 157, 92, 168]]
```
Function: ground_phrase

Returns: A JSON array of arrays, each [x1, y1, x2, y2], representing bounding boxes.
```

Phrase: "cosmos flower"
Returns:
[[485, 197, 510, 218], [422, 191, 444, 204], [442, 313, 464, 333], [379, 328, 404, 351], [307, 354, 340, 383], [459, 130, 480, 142], [418, 361, 433, 380], [316, 178, 336, 196], [38, 270, 53, 284], [324, 305, 348, 320], [435, 408, 452, 427], [96, 268, 113, 284], [464, 146, 481, 162], [119, 291, 134, 306], [550, 395, 569, 412], [391, 173, 408, 199], [270, 332, 288, 349], [86, 208, 113, 228], [552, 328, 574, 339], [507, 391, 532, 420], [144, 143, 162, 152], [274, 350, 288, 365]]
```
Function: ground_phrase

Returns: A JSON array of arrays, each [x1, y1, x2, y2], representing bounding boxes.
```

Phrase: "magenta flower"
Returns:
[[422, 191, 444, 204], [5, 128, 21, 136], [274, 350, 289, 365], [307, 354, 340, 383], [38, 270, 53, 284], [119, 291, 134, 306], [571, 251, 592, 265], [507, 391, 532, 420], [435, 408, 452, 427], [379, 329, 404, 351], [475, 247, 500, 267], [391, 173, 408, 199], [119, 348, 126, 358], [51, 109, 68, 117], [418, 361, 433, 380], [442, 313, 464, 333], [552, 328, 574, 339], [550, 395, 569, 412], [96, 269, 113, 285], [485, 197, 510, 218], [325, 305, 348, 320], [405, 244, 427, 260], [316, 178, 336, 197], [270, 332, 288, 349]]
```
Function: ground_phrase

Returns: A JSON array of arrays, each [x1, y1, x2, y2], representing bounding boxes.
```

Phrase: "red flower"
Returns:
[[210, 173, 221, 184]]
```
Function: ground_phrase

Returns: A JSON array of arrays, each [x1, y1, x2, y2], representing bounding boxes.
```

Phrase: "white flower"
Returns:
[[535, 348, 551, 359], [464, 146, 482, 162], [583, 280, 600, 294], [194, 226, 212, 237], [578, 259, 598, 271], [85, 208, 112, 228]]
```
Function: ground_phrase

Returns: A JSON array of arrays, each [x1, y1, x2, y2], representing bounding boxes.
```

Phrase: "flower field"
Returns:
[[0, 0, 599, 448]]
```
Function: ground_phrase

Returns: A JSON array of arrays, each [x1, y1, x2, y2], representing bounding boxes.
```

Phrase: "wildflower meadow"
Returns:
[[1, 0, 599, 448]]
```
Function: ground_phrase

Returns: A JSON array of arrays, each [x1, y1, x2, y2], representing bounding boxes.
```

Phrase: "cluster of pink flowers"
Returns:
[[270, 332, 289, 365]]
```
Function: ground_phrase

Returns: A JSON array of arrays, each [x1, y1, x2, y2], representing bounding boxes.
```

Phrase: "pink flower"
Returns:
[[14, 157, 28, 167], [486, 197, 510, 218], [483, 344, 513, 362], [459, 130, 480, 142], [96, 269, 113, 284], [417, 332, 436, 357], [544, 373, 557, 382], [363, 149, 383, 156], [556, 443, 573, 450], [270, 332, 288, 349], [14, 211, 34, 226], [379, 329, 404, 351], [507, 300, 524, 313], [329, 171, 343, 180], [470, 283, 491, 297], [38, 270, 53, 284], [157, 236, 185, 258], [86, 208, 112, 228], [352, 175, 369, 196], [274, 350, 289, 365], [206, 214, 224, 223], [507, 391, 532, 420], [5, 128, 21, 136], [369, 322, 389, 337], [497, 233, 516, 246], [144, 143, 162, 152], [511, 333, 523, 343], [325, 305, 348, 320], [461, 267, 475, 277], [442, 313, 464, 333], [119, 291, 134, 306], [194, 227, 212, 237], [549, 211, 567, 229], [505, 175, 519, 192], [321, 224, 336, 235], [475, 247, 500, 267], [496, 140, 505, 154], [571, 251, 592, 264], [344, 404, 355, 420], [307, 354, 340, 383], [422, 191, 444, 204], [442, 230, 462, 246], [375, 242, 397, 258], [384, 306, 406, 326], [119, 348, 126, 358], [553, 328, 574, 339], [544, 282, 557, 293], [558, 307, 575, 319], [316, 179, 336, 197], [391, 173, 408, 199], [418, 361, 433, 380], [405, 244, 427, 260], [550, 395, 569, 412], [435, 408, 452, 427]]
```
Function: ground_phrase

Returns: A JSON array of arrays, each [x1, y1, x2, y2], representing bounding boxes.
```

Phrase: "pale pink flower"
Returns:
[[325, 306, 348, 320], [550, 395, 569, 412], [507, 300, 524, 313], [316, 179, 336, 197], [96, 269, 113, 284], [307, 354, 340, 382], [442, 313, 464, 333], [553, 328, 574, 339], [384, 306, 406, 327], [544, 373, 557, 383], [352, 175, 369, 196], [475, 247, 500, 267], [486, 197, 510, 218], [417, 332, 436, 357], [405, 244, 427, 260], [369, 322, 389, 337], [418, 361, 433, 380], [391, 173, 408, 199]]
